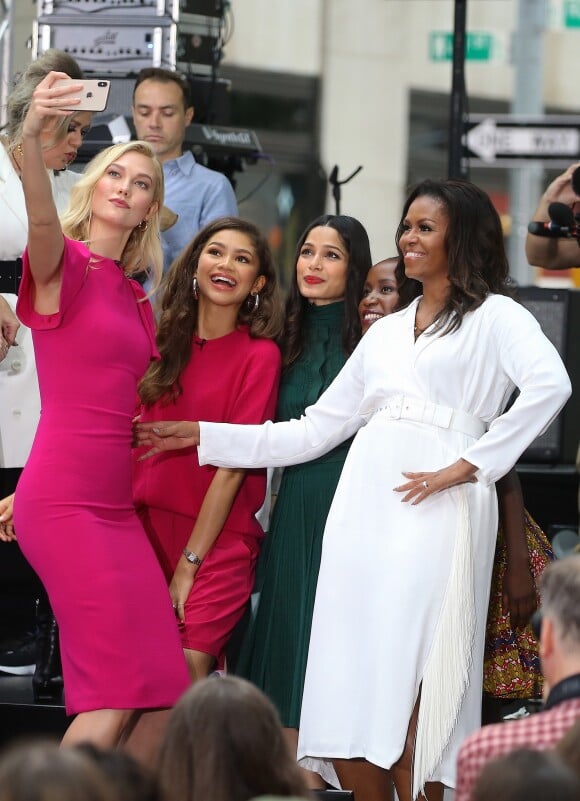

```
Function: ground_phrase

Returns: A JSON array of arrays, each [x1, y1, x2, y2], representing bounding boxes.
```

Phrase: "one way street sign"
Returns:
[[463, 114, 580, 167]]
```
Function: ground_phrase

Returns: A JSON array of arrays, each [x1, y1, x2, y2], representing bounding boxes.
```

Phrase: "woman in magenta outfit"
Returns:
[[13, 70, 189, 758], [134, 217, 282, 683]]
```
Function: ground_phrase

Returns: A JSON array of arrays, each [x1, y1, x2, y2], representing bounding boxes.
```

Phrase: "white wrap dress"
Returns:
[[198, 294, 571, 796]]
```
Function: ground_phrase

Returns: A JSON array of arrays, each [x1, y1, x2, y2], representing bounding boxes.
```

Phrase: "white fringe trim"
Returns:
[[412, 486, 475, 799]]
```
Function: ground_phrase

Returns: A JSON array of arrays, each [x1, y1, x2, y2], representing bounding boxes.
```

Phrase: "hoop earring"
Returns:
[[192, 275, 199, 300], [138, 219, 149, 231], [248, 293, 260, 313]]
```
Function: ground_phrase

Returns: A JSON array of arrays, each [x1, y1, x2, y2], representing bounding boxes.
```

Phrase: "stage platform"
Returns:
[[0, 676, 67, 747]]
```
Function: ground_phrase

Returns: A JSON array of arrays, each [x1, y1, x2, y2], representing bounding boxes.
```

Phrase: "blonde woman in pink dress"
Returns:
[[12, 70, 189, 760]]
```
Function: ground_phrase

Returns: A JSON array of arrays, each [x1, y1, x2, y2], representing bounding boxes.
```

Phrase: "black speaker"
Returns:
[[517, 286, 580, 464]]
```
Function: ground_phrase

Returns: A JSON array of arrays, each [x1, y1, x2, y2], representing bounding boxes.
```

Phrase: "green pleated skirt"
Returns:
[[236, 452, 348, 727]]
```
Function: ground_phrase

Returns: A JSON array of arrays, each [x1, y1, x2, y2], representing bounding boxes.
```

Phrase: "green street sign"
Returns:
[[429, 32, 453, 61], [429, 31, 499, 63], [564, 0, 580, 26]]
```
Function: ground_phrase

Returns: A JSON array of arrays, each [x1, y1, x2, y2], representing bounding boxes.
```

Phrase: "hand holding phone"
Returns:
[[53, 78, 111, 112]]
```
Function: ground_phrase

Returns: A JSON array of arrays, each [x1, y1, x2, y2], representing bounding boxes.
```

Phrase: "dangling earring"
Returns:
[[138, 219, 149, 232], [247, 293, 260, 313], [192, 275, 199, 300]]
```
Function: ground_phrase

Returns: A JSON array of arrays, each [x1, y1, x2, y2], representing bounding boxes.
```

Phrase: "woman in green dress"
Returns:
[[235, 214, 371, 781]]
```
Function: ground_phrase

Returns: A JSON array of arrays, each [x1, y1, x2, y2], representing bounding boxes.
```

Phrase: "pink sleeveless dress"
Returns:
[[14, 238, 190, 714]]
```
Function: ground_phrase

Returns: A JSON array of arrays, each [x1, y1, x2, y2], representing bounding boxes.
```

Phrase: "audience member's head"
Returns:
[[158, 676, 310, 801], [472, 748, 580, 801], [538, 554, 580, 692], [75, 743, 162, 801], [0, 740, 117, 801]]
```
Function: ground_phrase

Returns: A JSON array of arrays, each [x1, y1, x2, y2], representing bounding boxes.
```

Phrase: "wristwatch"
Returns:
[[183, 548, 202, 567]]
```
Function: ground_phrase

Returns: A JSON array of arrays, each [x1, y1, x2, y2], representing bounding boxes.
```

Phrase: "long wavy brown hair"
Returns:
[[138, 217, 283, 406], [395, 179, 511, 335], [282, 214, 372, 368], [157, 676, 310, 801]]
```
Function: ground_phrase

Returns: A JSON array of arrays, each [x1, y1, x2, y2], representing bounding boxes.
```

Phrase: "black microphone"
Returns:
[[527, 220, 575, 238], [528, 202, 578, 238]]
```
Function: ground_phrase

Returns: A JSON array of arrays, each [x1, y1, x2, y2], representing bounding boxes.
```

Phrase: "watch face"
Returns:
[[184, 549, 201, 565]]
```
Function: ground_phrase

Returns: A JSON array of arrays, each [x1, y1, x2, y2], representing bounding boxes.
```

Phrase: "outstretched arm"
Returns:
[[525, 162, 580, 270], [134, 420, 200, 458], [21, 72, 82, 301], [135, 339, 367, 467]]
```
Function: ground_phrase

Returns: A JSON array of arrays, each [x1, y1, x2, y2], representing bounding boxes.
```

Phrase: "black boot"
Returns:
[[32, 594, 63, 703]]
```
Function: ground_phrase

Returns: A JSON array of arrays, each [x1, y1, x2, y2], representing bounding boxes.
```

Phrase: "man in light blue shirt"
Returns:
[[132, 68, 238, 271]]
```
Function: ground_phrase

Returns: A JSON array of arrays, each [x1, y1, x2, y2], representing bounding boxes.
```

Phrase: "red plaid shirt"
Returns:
[[455, 698, 580, 801]]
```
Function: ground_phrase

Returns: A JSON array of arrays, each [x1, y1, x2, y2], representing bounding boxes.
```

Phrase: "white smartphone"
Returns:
[[53, 78, 111, 113]]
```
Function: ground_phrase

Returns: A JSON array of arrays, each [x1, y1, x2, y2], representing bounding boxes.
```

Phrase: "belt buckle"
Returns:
[[402, 397, 422, 420], [387, 398, 402, 420]]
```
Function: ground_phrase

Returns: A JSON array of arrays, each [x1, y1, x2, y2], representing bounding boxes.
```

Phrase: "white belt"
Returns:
[[373, 395, 486, 439]]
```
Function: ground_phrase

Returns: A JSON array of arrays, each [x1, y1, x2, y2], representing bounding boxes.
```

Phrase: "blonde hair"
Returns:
[[60, 141, 164, 287], [5, 50, 84, 149]]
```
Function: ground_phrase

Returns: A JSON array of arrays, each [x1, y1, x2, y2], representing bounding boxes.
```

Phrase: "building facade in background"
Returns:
[[6, 0, 580, 280]]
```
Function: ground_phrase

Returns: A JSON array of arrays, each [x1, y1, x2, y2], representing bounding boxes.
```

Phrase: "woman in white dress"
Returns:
[[134, 179, 572, 801]]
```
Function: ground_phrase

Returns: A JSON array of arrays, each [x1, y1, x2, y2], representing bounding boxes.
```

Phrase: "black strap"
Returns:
[[544, 673, 580, 710], [0, 259, 23, 295]]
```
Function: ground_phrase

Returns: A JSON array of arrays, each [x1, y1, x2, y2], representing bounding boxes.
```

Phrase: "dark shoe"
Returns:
[[32, 610, 63, 702], [0, 631, 36, 676]]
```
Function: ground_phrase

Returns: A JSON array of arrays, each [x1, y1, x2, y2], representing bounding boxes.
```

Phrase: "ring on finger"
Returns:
[[422, 480, 429, 489]]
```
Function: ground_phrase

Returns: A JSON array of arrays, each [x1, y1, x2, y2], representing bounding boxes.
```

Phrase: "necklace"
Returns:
[[414, 300, 441, 338], [414, 300, 430, 337]]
